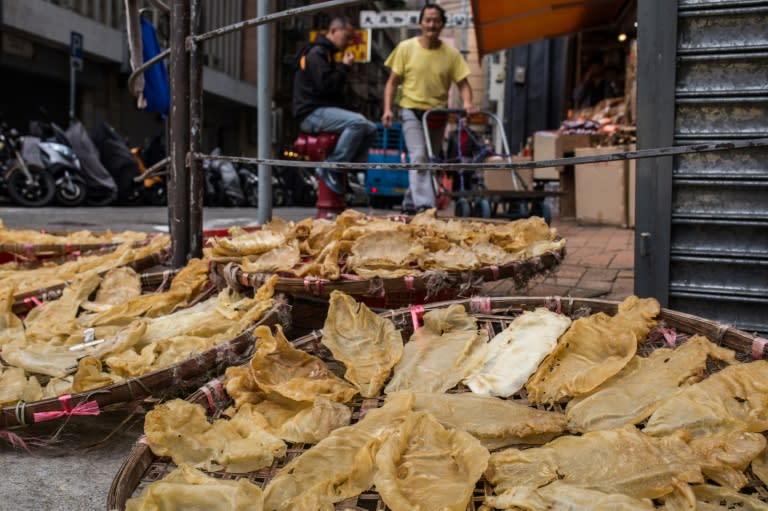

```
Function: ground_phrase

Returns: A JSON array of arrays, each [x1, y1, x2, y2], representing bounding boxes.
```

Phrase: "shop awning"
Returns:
[[470, 0, 626, 56]]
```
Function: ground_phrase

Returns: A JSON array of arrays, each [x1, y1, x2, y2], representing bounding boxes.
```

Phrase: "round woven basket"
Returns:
[[0, 302, 288, 430], [106, 296, 768, 511]]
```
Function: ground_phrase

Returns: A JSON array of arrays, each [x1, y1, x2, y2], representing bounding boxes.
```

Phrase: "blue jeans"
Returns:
[[300, 107, 377, 164]]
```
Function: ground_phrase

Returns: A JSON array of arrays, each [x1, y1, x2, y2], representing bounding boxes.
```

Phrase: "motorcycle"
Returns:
[[237, 163, 287, 208], [29, 119, 88, 206], [0, 120, 55, 207], [203, 148, 246, 206]]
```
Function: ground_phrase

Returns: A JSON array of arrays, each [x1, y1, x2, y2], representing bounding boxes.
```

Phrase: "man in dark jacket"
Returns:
[[293, 17, 376, 194]]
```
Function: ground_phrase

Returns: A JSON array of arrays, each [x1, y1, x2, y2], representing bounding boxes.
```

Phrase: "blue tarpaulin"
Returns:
[[140, 16, 170, 117]]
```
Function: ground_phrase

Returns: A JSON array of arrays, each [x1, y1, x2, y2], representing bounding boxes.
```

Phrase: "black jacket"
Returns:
[[292, 35, 351, 122]]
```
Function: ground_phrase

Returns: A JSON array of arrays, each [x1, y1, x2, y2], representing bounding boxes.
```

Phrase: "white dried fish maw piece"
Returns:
[[691, 484, 768, 511], [384, 304, 488, 394], [374, 411, 490, 511], [465, 308, 571, 397], [262, 392, 415, 511], [83, 266, 141, 311], [688, 431, 767, 490], [486, 425, 703, 500], [396, 391, 567, 450], [238, 240, 300, 273], [483, 482, 656, 511], [2, 341, 80, 377], [125, 464, 264, 511], [252, 394, 352, 444], [209, 230, 286, 258], [347, 230, 422, 271], [0, 286, 24, 347], [250, 324, 358, 404], [0, 366, 43, 406], [566, 335, 737, 432], [417, 243, 481, 271], [322, 291, 403, 398], [525, 295, 660, 405], [645, 360, 768, 438]]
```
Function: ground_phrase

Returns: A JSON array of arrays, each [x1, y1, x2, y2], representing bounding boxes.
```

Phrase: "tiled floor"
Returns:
[[482, 218, 636, 301]]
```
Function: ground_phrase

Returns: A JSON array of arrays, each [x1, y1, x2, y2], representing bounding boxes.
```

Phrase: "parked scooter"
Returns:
[[203, 148, 246, 206], [0, 120, 55, 207], [29, 118, 88, 206], [237, 163, 287, 208]]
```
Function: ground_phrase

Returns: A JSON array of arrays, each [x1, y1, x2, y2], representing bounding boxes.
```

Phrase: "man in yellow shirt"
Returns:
[[381, 3, 475, 214]]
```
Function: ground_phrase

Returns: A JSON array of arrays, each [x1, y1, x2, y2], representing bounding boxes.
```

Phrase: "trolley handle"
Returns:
[[421, 109, 513, 166]]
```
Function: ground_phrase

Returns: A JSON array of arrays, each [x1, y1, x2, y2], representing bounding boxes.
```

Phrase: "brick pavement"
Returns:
[[481, 218, 636, 300]]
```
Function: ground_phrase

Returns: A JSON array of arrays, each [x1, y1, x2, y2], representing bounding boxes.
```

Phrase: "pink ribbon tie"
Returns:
[[752, 337, 767, 360], [404, 275, 415, 291], [660, 327, 677, 347], [410, 305, 425, 331], [33, 395, 100, 423]]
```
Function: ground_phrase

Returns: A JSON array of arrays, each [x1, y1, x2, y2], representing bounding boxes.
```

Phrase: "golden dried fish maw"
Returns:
[[262, 392, 414, 511], [486, 426, 703, 500], [125, 464, 264, 511], [374, 411, 489, 511], [225, 364, 264, 408], [483, 482, 657, 511], [567, 335, 737, 432], [322, 291, 403, 398], [300, 219, 338, 256], [105, 342, 159, 378], [488, 216, 554, 252], [0, 286, 24, 347], [347, 230, 422, 275], [83, 266, 141, 312], [397, 391, 567, 450], [525, 296, 660, 405], [418, 244, 481, 271], [2, 341, 80, 377], [0, 367, 43, 406], [691, 484, 768, 511], [239, 241, 300, 273], [290, 217, 314, 240], [688, 431, 766, 490], [252, 395, 352, 443], [385, 304, 488, 394], [145, 399, 286, 473], [645, 360, 768, 438], [470, 241, 516, 266], [23, 271, 102, 343], [465, 308, 571, 398], [250, 324, 357, 404], [71, 356, 119, 393], [42, 377, 73, 399], [208, 230, 286, 258], [86, 320, 147, 360], [340, 216, 400, 241]]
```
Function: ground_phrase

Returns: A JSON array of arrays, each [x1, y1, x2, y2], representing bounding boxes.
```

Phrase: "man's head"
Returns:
[[326, 16, 355, 52], [419, 3, 446, 41]]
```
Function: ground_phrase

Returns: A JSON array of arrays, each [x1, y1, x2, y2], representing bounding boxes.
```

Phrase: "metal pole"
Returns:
[[257, 0, 272, 224], [69, 62, 76, 120], [169, 0, 191, 268], [189, 0, 204, 259]]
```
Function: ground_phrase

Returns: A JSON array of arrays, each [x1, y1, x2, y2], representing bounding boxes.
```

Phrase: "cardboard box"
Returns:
[[483, 156, 534, 191], [533, 132, 592, 180], [574, 145, 628, 226]]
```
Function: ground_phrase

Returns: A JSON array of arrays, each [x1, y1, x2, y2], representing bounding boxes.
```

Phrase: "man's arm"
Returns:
[[381, 72, 401, 128], [456, 78, 476, 113], [306, 46, 349, 96]]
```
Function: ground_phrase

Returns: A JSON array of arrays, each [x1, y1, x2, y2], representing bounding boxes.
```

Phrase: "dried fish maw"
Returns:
[[465, 308, 571, 398], [484, 482, 656, 511], [262, 392, 414, 511], [525, 295, 660, 404], [322, 291, 403, 397], [691, 484, 768, 511], [208, 230, 285, 258], [417, 244, 481, 271], [125, 464, 264, 511], [645, 360, 768, 438], [0, 366, 43, 406], [249, 324, 357, 404], [752, 447, 768, 487], [395, 391, 567, 450], [2, 340, 80, 377], [566, 335, 737, 432], [347, 230, 423, 276], [225, 364, 264, 409], [239, 241, 300, 273], [385, 304, 488, 394], [488, 216, 555, 252], [71, 356, 119, 393], [688, 431, 766, 490], [486, 425, 702, 500], [252, 395, 352, 443], [81, 266, 141, 312], [374, 411, 489, 511], [145, 399, 286, 473], [299, 219, 338, 256], [0, 286, 24, 347], [86, 319, 147, 360]]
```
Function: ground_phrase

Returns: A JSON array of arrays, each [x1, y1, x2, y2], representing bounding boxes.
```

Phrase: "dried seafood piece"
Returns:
[[322, 290, 403, 398], [487, 216, 555, 252], [753, 448, 768, 487], [248, 395, 352, 444], [71, 356, 120, 393], [688, 431, 767, 490], [81, 266, 141, 313], [465, 308, 571, 398], [145, 399, 286, 473], [391, 391, 567, 450], [374, 411, 489, 511], [125, 464, 264, 511], [0, 286, 24, 347], [0, 366, 43, 406], [347, 230, 423, 279], [689, 484, 768, 511], [263, 392, 415, 511], [248, 324, 357, 404], [417, 244, 480, 271], [486, 425, 703, 500], [0, 223, 149, 245], [484, 481, 656, 511], [238, 241, 300, 273], [566, 335, 737, 432], [384, 304, 488, 394], [525, 295, 660, 404], [207, 230, 286, 258], [644, 360, 768, 438], [1, 341, 80, 378]]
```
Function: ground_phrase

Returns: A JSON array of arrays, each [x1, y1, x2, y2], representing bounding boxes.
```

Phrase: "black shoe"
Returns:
[[400, 206, 417, 215]]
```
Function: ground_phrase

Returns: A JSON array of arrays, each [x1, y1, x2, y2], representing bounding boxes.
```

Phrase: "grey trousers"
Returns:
[[400, 108, 443, 210]]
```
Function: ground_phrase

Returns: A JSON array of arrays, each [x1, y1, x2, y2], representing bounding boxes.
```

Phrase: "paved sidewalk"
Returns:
[[482, 217, 636, 301]]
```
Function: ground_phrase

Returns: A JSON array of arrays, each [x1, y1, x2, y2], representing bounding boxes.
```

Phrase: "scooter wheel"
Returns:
[[455, 197, 471, 217], [7, 166, 55, 207], [55, 175, 87, 207]]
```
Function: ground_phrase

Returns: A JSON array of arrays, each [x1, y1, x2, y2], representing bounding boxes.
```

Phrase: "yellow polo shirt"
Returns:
[[385, 37, 470, 110]]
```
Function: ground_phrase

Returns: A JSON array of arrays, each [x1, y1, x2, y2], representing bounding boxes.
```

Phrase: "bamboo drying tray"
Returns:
[[107, 296, 768, 510]]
